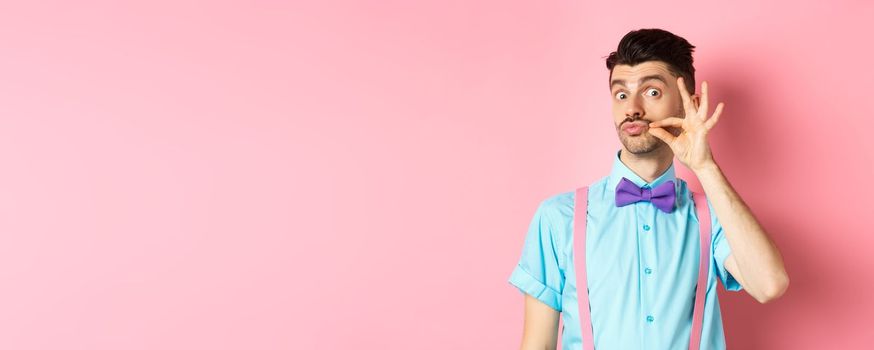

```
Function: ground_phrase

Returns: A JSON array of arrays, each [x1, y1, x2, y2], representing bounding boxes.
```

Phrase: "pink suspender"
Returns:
[[569, 186, 711, 350], [689, 190, 711, 350], [573, 187, 595, 350]]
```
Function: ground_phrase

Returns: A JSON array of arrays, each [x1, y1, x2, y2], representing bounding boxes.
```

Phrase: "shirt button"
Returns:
[[644, 267, 652, 275], [643, 224, 651, 231], [646, 315, 654, 323]]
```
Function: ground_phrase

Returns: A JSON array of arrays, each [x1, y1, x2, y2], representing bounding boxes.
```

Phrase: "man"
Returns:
[[508, 28, 789, 349]]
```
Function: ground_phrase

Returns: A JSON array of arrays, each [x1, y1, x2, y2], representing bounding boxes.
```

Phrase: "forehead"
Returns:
[[610, 61, 675, 86]]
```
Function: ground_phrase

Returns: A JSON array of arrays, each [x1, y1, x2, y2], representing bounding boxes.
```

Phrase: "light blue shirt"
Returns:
[[508, 149, 743, 349]]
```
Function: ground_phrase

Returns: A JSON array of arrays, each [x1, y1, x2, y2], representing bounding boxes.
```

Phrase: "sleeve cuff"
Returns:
[[717, 255, 744, 292], [508, 263, 562, 311]]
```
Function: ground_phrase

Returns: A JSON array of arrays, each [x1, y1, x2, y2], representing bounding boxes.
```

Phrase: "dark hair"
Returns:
[[605, 28, 696, 94]]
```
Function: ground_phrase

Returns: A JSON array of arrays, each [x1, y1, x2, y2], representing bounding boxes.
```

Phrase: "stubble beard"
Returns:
[[617, 107, 684, 155], [618, 129, 663, 154]]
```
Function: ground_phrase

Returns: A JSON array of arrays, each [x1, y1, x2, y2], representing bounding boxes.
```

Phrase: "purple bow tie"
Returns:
[[615, 177, 676, 213]]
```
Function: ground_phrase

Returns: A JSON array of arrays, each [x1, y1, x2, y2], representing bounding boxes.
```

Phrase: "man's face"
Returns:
[[610, 61, 692, 154]]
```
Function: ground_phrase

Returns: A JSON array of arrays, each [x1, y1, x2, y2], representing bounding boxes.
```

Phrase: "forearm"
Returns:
[[694, 161, 789, 301]]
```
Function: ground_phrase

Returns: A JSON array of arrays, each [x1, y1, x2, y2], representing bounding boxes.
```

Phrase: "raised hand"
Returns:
[[647, 76, 725, 173]]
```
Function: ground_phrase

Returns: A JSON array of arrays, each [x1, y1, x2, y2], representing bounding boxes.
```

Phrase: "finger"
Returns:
[[677, 76, 695, 116], [705, 102, 725, 130], [648, 127, 676, 145], [649, 117, 684, 128], [699, 81, 709, 120]]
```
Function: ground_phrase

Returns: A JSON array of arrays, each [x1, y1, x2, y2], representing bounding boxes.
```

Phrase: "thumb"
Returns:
[[647, 127, 675, 145]]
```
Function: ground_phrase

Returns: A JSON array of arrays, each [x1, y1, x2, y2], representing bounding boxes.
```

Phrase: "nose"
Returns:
[[625, 95, 644, 120]]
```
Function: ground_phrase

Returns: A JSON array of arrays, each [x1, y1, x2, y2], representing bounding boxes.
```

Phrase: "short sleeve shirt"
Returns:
[[508, 149, 743, 349]]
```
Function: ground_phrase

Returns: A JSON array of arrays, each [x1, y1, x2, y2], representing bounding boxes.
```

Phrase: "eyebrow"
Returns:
[[610, 75, 668, 90]]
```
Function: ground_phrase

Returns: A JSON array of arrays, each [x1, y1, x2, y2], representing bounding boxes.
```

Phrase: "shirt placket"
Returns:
[[637, 184, 659, 349]]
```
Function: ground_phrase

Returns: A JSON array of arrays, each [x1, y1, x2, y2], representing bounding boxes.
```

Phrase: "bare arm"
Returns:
[[519, 294, 560, 350], [648, 77, 789, 304], [696, 162, 790, 303]]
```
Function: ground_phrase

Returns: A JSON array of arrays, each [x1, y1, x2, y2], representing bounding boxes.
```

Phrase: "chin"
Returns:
[[621, 137, 663, 154], [626, 146, 659, 155]]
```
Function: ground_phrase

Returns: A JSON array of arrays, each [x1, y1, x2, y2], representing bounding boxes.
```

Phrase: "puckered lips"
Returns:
[[622, 121, 648, 136]]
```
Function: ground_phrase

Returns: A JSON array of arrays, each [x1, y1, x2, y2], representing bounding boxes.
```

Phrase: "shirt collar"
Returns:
[[606, 149, 677, 192]]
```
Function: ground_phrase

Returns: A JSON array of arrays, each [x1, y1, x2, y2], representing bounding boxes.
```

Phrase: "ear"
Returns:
[[691, 93, 700, 109]]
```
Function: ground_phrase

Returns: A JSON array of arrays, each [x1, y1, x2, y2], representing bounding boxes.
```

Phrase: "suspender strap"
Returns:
[[572, 186, 594, 350], [689, 191, 711, 350], [571, 187, 711, 350]]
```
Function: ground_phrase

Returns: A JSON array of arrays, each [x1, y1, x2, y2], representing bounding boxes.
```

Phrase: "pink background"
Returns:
[[0, 1, 871, 349]]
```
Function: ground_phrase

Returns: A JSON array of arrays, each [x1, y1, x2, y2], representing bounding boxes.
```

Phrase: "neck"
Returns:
[[619, 146, 674, 183]]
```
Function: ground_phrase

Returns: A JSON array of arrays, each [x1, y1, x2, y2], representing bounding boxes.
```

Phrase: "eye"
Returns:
[[645, 88, 660, 97], [615, 91, 627, 100]]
